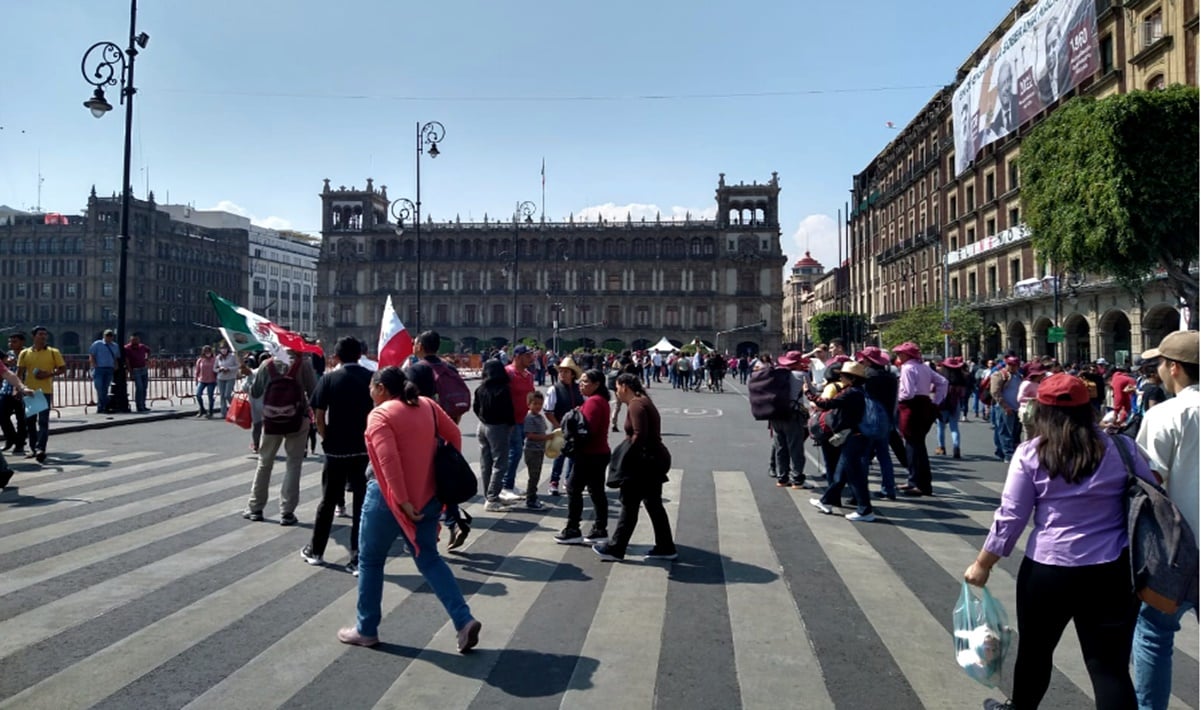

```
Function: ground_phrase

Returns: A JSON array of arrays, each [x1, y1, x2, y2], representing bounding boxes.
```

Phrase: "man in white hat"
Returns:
[[543, 356, 584, 496], [1133, 330, 1199, 709]]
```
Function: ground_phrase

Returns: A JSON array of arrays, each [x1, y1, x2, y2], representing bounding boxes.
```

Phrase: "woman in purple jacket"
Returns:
[[966, 374, 1157, 710]]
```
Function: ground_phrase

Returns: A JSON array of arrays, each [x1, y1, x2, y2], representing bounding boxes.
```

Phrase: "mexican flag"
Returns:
[[207, 291, 321, 356], [377, 294, 413, 367]]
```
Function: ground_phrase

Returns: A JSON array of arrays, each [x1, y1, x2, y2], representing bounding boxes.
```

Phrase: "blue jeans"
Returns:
[[872, 436, 896, 494], [550, 451, 574, 486], [93, 367, 114, 413], [26, 392, 52, 452], [195, 381, 216, 413], [1133, 602, 1192, 710], [131, 367, 148, 410], [504, 425, 524, 490], [216, 379, 237, 416], [936, 410, 960, 450], [999, 409, 1021, 461], [356, 481, 474, 638], [991, 406, 1004, 458]]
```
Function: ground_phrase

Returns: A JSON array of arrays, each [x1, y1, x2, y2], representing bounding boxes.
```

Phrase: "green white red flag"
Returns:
[[377, 295, 413, 367], [206, 291, 321, 356]]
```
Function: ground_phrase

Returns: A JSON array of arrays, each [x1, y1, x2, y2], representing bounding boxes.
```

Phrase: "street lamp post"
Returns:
[[412, 121, 444, 332], [551, 301, 563, 354], [81, 0, 148, 413], [512, 201, 535, 348], [390, 197, 416, 321]]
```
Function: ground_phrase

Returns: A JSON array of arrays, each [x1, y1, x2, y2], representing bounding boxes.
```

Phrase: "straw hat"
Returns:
[[557, 356, 583, 378], [545, 428, 565, 459]]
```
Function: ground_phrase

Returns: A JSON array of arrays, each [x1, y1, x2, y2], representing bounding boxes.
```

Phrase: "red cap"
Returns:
[[1036, 373, 1090, 408]]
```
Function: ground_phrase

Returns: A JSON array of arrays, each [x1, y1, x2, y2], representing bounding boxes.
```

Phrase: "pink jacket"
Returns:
[[194, 355, 217, 384], [365, 397, 461, 554]]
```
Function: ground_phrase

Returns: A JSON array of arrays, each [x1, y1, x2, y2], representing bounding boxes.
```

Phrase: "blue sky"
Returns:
[[1, 0, 1014, 273]]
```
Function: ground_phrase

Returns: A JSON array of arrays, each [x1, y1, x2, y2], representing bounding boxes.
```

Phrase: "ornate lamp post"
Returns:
[[410, 121, 444, 332], [390, 197, 416, 323], [512, 201, 535, 348], [81, 0, 149, 413]]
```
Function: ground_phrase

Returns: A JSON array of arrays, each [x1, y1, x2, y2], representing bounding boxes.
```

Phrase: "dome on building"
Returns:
[[794, 252, 821, 269]]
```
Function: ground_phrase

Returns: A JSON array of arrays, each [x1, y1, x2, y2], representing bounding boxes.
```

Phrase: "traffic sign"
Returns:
[[940, 320, 954, 334], [1047, 326, 1065, 343]]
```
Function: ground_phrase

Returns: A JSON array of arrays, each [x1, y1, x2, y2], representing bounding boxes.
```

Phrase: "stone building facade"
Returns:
[[848, 0, 1196, 364], [315, 174, 787, 355], [782, 253, 825, 349], [0, 190, 247, 353]]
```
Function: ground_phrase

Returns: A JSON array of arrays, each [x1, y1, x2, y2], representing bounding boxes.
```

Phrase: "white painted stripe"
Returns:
[[0, 452, 218, 524], [0, 478, 324, 662], [183, 513, 505, 710], [7, 449, 171, 488], [0, 458, 320, 555], [715, 471, 835, 710], [558, 468, 685, 710], [373, 514, 575, 707]]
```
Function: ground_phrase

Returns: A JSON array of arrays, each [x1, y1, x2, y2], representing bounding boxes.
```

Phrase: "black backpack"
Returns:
[[560, 407, 591, 459], [748, 367, 799, 421], [262, 359, 306, 435]]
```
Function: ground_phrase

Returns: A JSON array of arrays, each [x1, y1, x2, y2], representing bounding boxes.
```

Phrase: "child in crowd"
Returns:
[[523, 391, 551, 510]]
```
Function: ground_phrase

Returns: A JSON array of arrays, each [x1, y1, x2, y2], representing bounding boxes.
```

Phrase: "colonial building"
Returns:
[[0, 190, 247, 353], [848, 0, 1196, 364], [315, 174, 787, 355], [782, 252, 825, 348]]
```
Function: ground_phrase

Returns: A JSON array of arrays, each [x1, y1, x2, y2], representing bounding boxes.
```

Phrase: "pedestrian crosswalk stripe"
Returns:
[[788, 483, 995, 710], [0, 458, 320, 555], [560, 468, 684, 710], [4, 449, 128, 485], [372, 515, 576, 708], [3, 451, 213, 509], [6, 450, 166, 488], [715, 471, 835, 710]]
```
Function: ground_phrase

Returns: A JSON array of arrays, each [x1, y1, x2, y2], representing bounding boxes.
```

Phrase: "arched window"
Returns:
[[1147, 73, 1166, 90]]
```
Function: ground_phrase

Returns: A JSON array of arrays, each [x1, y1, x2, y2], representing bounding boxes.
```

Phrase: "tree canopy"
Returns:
[[880, 305, 982, 357], [809, 312, 869, 346], [1018, 85, 1198, 325]]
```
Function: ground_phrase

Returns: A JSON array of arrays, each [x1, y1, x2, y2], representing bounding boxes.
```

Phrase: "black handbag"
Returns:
[[431, 404, 477, 505], [607, 439, 631, 488]]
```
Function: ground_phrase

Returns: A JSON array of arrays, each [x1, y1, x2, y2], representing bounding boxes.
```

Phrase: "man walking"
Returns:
[[769, 351, 813, 489], [17, 326, 65, 463], [990, 355, 1024, 462], [1, 332, 27, 455], [0, 358, 36, 490], [124, 334, 152, 412], [893, 342, 947, 497], [1134, 330, 1199, 710], [301, 337, 373, 573], [501, 345, 535, 502], [88, 329, 120, 414], [241, 349, 318, 526]]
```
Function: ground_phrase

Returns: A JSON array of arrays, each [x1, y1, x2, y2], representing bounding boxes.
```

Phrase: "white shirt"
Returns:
[[1137, 384, 1200, 537]]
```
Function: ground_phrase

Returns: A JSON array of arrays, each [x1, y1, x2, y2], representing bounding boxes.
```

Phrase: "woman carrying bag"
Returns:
[[593, 373, 678, 562]]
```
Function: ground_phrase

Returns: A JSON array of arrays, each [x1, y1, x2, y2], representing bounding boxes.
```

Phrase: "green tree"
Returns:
[[1018, 86, 1199, 326], [880, 305, 982, 356], [809, 312, 869, 346]]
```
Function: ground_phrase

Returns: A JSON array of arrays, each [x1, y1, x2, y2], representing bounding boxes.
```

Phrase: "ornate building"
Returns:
[[0, 190, 247, 353], [782, 253, 825, 349], [848, 0, 1196, 363], [315, 174, 787, 355]]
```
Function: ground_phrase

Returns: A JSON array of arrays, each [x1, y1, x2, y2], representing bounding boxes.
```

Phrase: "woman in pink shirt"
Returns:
[[966, 374, 1157, 710], [338, 366, 482, 653], [193, 345, 218, 418]]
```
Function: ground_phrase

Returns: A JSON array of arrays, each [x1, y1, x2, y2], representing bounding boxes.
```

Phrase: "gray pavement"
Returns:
[[0, 379, 1196, 709]]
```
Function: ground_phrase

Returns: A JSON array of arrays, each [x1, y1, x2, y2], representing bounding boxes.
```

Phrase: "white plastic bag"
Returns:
[[953, 581, 1015, 688]]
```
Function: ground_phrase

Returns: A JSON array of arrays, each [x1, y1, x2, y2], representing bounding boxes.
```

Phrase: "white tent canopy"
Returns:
[[649, 337, 679, 353]]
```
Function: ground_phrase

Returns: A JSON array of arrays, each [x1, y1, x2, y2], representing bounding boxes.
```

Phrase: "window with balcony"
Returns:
[[968, 273, 978, 298], [1141, 9, 1164, 49], [464, 304, 478, 326], [520, 304, 534, 325], [694, 305, 710, 328], [436, 304, 449, 324], [665, 307, 680, 327], [1100, 34, 1115, 74], [987, 266, 998, 295], [966, 185, 976, 211], [492, 304, 507, 325], [606, 305, 621, 327], [986, 217, 997, 236]]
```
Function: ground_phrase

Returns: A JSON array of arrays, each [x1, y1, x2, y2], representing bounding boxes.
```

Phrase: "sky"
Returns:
[[1, 0, 1017, 276]]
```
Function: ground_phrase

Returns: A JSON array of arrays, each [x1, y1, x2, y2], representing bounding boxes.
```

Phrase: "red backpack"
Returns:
[[430, 359, 471, 424]]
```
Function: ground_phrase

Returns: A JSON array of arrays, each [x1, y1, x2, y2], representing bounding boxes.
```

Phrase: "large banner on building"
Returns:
[[952, 0, 1098, 176]]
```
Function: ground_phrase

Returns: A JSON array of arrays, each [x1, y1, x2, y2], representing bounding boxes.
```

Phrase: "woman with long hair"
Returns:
[[967, 374, 1158, 710], [593, 373, 678, 561], [553, 368, 611, 545], [338, 366, 482, 653]]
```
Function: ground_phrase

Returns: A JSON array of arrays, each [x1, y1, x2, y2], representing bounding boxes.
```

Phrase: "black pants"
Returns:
[[565, 452, 609, 533], [609, 477, 675, 555], [309, 455, 368, 557], [0, 395, 26, 448], [1012, 551, 1138, 709]]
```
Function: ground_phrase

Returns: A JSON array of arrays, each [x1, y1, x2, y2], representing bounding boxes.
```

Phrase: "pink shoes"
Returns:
[[337, 626, 379, 647], [457, 619, 482, 654]]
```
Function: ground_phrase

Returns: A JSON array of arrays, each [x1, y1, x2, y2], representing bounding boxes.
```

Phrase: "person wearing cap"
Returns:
[[990, 355, 1025, 463], [857, 347, 902, 499], [815, 356, 850, 486], [808, 361, 877, 522], [1133, 330, 1200, 710], [968, 373, 1155, 710], [499, 345, 536, 502], [17, 326, 65, 463], [770, 351, 814, 490], [1109, 365, 1137, 426], [88, 328, 120, 414], [894, 342, 947, 497], [544, 355, 585, 496], [1015, 361, 1047, 438], [935, 357, 968, 459]]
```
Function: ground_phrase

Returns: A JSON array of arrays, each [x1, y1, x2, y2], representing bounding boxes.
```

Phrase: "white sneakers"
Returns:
[[498, 488, 523, 503]]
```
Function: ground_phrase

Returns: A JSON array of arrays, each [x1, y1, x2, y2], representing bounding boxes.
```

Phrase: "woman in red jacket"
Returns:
[[553, 368, 611, 545], [338, 366, 482, 654]]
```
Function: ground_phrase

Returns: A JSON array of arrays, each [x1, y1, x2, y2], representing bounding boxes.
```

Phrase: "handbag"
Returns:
[[226, 392, 252, 430], [430, 403, 478, 505], [607, 439, 631, 488]]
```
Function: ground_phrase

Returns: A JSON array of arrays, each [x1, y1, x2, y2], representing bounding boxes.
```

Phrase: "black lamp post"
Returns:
[[390, 197, 416, 322], [512, 201, 535, 347], [81, 0, 148, 413], [411, 121, 444, 332]]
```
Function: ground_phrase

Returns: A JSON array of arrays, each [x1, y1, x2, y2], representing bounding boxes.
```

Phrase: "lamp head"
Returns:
[[84, 88, 113, 118], [426, 142, 440, 159], [135, 32, 150, 49]]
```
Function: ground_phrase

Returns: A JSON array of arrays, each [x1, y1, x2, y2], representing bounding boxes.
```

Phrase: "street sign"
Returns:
[[1047, 326, 1065, 343], [940, 320, 954, 334]]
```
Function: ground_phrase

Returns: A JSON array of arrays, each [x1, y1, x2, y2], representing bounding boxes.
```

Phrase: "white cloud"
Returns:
[[574, 202, 717, 223], [204, 200, 293, 231], [787, 213, 842, 274], [256, 216, 294, 230]]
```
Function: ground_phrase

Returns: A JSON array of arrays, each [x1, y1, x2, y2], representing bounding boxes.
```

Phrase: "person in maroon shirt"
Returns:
[[553, 368, 611, 545], [123, 335, 153, 412], [1109, 365, 1137, 425], [501, 345, 536, 500]]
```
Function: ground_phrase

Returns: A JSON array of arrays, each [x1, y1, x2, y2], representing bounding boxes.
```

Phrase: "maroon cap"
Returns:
[[1036, 373, 1090, 407]]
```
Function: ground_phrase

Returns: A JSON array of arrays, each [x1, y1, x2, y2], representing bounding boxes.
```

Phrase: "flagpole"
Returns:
[[540, 157, 546, 223]]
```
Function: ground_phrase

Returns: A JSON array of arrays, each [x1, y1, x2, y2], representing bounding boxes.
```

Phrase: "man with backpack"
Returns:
[[1134, 330, 1200, 710], [474, 359, 515, 512], [405, 330, 474, 549], [241, 349, 318, 526], [768, 351, 813, 489], [301, 337, 373, 573]]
